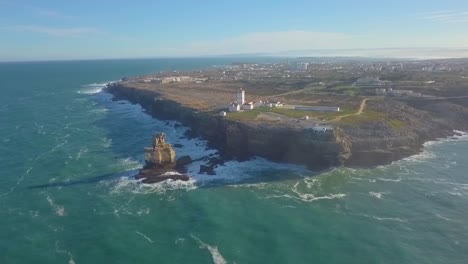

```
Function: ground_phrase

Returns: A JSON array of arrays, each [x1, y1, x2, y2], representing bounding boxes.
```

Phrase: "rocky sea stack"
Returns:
[[135, 133, 190, 183]]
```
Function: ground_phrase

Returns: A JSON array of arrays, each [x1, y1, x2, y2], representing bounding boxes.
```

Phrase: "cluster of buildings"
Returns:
[[354, 77, 393, 87], [225, 88, 340, 115], [375, 88, 421, 97], [140, 76, 208, 84], [227, 89, 284, 112]]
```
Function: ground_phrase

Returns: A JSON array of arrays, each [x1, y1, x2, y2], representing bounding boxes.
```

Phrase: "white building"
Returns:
[[229, 103, 241, 112], [219, 111, 227, 117], [375, 88, 387, 95], [242, 102, 254, 110], [235, 88, 245, 105], [253, 101, 264, 107]]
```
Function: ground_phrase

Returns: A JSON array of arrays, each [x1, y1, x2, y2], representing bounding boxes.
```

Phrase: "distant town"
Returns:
[[117, 57, 468, 134]]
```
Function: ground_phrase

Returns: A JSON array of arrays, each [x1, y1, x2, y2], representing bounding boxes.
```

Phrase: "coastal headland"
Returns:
[[105, 59, 468, 169]]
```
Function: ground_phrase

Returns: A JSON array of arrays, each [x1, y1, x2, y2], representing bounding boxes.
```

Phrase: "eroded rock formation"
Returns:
[[136, 133, 190, 183], [144, 133, 176, 168]]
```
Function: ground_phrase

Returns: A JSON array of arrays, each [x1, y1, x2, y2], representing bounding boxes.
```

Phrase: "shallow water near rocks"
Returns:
[[1, 59, 467, 264]]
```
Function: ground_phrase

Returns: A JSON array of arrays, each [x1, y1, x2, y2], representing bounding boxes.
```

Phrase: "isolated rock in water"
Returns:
[[135, 133, 189, 183], [176, 155, 193, 167], [199, 165, 216, 175], [144, 133, 176, 168]]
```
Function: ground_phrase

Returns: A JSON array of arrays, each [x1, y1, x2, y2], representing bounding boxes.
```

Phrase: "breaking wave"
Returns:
[[47, 196, 65, 216], [78, 81, 118, 94], [191, 234, 227, 264]]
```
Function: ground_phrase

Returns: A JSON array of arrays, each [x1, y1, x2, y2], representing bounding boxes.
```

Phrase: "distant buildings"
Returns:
[[139, 76, 195, 84], [242, 102, 254, 110], [294, 106, 340, 112], [229, 88, 248, 112], [375, 88, 421, 97], [229, 102, 241, 112], [355, 77, 392, 87]]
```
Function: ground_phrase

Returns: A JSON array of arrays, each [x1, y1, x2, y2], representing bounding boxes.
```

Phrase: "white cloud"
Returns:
[[179, 30, 352, 55], [417, 10, 468, 23], [36, 8, 76, 20], [6, 25, 98, 37]]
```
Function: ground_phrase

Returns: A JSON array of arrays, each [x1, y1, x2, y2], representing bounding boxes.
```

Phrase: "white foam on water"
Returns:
[[75, 147, 88, 160], [78, 81, 118, 94], [264, 181, 346, 203], [304, 177, 320, 189], [369, 191, 389, 199], [435, 213, 453, 222], [101, 137, 112, 148], [376, 177, 402, 182], [99, 89, 316, 194], [191, 234, 227, 264], [175, 238, 185, 245], [396, 130, 468, 165], [447, 191, 463, 196], [55, 241, 75, 264], [109, 176, 197, 195], [1, 139, 68, 198], [117, 157, 143, 171], [47, 196, 65, 216], [372, 216, 408, 223], [358, 213, 408, 223], [135, 230, 154, 244]]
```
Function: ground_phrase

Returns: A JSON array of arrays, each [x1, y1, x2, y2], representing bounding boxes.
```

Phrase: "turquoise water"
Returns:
[[0, 59, 467, 264]]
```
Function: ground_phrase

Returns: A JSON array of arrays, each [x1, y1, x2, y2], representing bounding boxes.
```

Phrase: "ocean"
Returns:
[[0, 59, 467, 264]]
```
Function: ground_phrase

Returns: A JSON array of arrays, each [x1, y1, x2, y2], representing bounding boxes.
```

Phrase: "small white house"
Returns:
[[219, 111, 227, 117], [229, 102, 240, 112], [242, 102, 254, 110], [253, 101, 263, 107]]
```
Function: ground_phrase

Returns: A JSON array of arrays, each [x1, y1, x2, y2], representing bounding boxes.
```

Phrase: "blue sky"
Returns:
[[1, 0, 468, 61]]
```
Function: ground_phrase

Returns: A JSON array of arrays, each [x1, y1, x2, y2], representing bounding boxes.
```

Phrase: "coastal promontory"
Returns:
[[106, 59, 468, 170]]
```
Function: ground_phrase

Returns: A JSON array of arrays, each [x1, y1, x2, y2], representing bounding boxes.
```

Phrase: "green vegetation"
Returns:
[[388, 118, 406, 130], [339, 111, 387, 126], [339, 111, 408, 130], [270, 107, 355, 120], [329, 85, 358, 96], [225, 106, 357, 121]]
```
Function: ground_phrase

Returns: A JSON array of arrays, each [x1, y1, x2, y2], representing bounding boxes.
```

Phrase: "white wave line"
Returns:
[[136, 230, 154, 244], [0, 140, 68, 198], [191, 234, 227, 264], [55, 241, 75, 264]]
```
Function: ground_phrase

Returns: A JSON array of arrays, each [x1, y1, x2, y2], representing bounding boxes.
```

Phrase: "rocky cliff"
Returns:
[[105, 83, 467, 169]]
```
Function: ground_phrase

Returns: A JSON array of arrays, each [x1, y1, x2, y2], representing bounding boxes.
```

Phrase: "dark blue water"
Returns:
[[1, 59, 467, 264]]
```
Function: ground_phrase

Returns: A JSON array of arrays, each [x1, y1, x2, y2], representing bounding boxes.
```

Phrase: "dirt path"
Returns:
[[330, 98, 368, 122]]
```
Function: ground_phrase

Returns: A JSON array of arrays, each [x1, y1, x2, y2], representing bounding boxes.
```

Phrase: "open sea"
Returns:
[[0, 59, 467, 264]]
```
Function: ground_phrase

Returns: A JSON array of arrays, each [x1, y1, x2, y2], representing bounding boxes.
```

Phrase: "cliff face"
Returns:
[[105, 84, 464, 168]]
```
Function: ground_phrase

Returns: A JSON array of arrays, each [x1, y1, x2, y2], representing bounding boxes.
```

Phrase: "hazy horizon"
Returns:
[[1, 1, 468, 61]]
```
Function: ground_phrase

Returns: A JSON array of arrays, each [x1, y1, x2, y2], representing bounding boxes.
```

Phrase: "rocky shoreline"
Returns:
[[105, 83, 468, 171]]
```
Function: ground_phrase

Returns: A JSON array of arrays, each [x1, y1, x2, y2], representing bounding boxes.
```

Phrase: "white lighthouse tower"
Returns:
[[235, 88, 245, 104]]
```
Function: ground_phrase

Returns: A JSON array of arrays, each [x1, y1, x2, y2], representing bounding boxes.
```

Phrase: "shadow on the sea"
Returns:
[[27, 171, 134, 189], [196, 167, 329, 188], [27, 165, 327, 190], [28, 92, 323, 191]]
